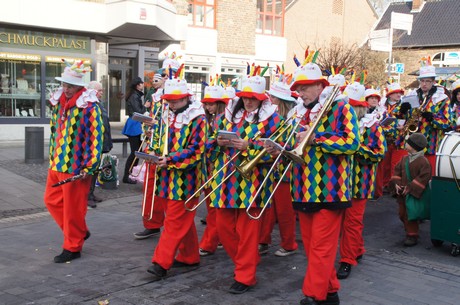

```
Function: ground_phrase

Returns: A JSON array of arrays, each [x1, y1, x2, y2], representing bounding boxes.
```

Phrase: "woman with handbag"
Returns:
[[122, 77, 151, 184], [390, 132, 432, 247]]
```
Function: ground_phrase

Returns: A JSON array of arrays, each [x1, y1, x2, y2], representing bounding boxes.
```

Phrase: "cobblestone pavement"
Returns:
[[0, 142, 459, 305]]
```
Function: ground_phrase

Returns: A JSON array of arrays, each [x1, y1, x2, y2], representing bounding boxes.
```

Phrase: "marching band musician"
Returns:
[[146, 71, 207, 281], [337, 82, 387, 280], [377, 82, 407, 196], [132, 99, 165, 240], [198, 80, 228, 257], [451, 79, 460, 131], [259, 76, 299, 257], [288, 55, 360, 305], [44, 60, 103, 263], [208, 71, 283, 294], [403, 59, 454, 174], [133, 56, 181, 240]]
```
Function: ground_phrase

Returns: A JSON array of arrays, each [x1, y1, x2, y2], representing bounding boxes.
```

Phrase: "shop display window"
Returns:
[[45, 56, 91, 118], [0, 52, 41, 118]]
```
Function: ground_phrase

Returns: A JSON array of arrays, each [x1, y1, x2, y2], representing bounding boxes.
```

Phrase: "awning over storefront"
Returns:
[[0, 0, 187, 43]]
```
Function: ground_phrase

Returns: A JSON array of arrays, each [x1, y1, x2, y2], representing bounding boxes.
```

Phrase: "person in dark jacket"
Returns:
[[87, 81, 113, 208], [122, 77, 151, 184]]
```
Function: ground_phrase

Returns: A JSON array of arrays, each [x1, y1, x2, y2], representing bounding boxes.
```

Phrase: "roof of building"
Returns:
[[375, 0, 460, 48]]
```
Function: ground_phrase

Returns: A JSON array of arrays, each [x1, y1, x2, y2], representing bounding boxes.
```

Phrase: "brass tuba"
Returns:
[[282, 84, 341, 165]]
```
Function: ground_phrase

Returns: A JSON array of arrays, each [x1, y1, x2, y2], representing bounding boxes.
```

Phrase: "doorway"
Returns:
[[108, 59, 133, 122]]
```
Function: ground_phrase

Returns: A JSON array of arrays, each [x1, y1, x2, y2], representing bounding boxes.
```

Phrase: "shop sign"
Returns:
[[45, 56, 91, 64], [0, 29, 90, 54], [0, 52, 41, 62]]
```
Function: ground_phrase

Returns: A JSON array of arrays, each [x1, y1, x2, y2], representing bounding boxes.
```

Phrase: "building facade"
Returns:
[[0, 0, 186, 141]]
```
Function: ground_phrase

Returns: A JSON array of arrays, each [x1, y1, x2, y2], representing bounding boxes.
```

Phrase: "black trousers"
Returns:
[[123, 135, 142, 181]]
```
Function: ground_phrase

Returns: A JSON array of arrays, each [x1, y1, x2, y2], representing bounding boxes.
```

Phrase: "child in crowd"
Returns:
[[390, 133, 431, 247]]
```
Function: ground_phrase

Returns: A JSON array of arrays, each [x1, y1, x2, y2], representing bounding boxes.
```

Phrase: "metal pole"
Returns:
[[387, 26, 393, 78]]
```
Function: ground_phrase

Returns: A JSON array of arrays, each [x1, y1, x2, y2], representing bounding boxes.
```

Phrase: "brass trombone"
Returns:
[[235, 112, 297, 180], [129, 106, 162, 177], [183, 131, 262, 212], [245, 117, 299, 220], [185, 112, 296, 212], [142, 102, 169, 220], [282, 84, 341, 165]]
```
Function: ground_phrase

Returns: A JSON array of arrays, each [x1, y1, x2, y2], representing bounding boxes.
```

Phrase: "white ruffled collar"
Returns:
[[359, 113, 379, 134], [49, 87, 99, 108], [224, 98, 277, 124], [167, 100, 205, 128]]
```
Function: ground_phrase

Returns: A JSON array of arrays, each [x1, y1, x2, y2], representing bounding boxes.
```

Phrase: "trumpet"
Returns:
[[183, 131, 262, 212], [142, 102, 169, 220], [282, 84, 341, 165]]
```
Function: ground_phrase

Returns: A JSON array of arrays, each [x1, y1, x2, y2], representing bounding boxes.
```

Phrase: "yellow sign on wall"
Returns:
[[0, 52, 41, 62]]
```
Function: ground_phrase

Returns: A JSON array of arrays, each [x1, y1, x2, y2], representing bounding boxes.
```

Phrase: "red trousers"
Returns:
[[425, 154, 436, 176], [199, 189, 220, 252], [376, 144, 408, 194], [339, 198, 367, 266], [142, 164, 165, 229], [152, 197, 199, 269], [44, 169, 91, 252], [397, 197, 419, 236], [216, 208, 261, 286], [259, 182, 298, 251], [298, 209, 344, 301]]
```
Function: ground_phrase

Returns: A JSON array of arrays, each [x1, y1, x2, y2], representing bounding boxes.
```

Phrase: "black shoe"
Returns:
[[200, 217, 207, 225], [300, 296, 319, 305], [87, 200, 97, 209], [325, 292, 340, 305], [123, 177, 137, 184], [356, 254, 363, 262], [228, 280, 250, 294], [300, 293, 340, 305], [54, 249, 81, 263], [84, 231, 91, 241], [337, 262, 351, 279], [147, 263, 167, 280], [172, 259, 200, 268], [133, 228, 161, 240]]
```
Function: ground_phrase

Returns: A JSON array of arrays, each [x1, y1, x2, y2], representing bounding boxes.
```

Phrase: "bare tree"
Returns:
[[314, 41, 388, 89]]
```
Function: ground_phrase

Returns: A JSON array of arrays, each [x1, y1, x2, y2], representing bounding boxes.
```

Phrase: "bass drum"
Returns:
[[436, 131, 460, 179]]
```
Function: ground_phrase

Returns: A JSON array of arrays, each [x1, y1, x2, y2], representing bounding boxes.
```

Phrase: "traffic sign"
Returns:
[[394, 63, 405, 73]]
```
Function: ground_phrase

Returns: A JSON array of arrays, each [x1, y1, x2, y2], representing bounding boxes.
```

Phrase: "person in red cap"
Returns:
[[198, 83, 228, 257], [44, 60, 103, 263], [208, 73, 283, 294], [336, 83, 386, 280], [378, 82, 407, 194], [279, 57, 360, 305], [146, 76, 206, 281], [258, 79, 298, 257]]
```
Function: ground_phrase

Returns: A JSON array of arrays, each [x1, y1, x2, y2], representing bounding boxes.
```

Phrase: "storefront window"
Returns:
[[185, 71, 208, 101], [45, 56, 91, 118], [0, 52, 41, 118]]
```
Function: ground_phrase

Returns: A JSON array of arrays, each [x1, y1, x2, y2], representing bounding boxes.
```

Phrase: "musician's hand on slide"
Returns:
[[231, 138, 248, 150], [217, 136, 231, 147], [157, 157, 168, 168], [264, 142, 281, 156]]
